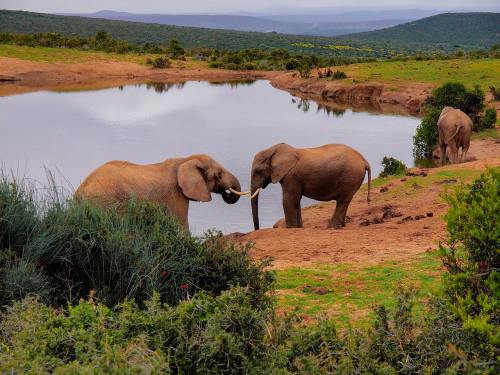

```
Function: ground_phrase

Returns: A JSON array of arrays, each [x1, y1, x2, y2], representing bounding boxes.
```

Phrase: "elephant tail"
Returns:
[[446, 123, 463, 144], [365, 163, 371, 203]]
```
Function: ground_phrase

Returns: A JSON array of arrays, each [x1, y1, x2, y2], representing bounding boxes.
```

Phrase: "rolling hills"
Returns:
[[0, 10, 497, 57], [63, 10, 409, 37], [345, 12, 500, 48]]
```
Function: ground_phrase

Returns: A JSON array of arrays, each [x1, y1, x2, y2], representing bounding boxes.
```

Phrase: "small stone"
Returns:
[[426, 212, 433, 217], [414, 214, 426, 220], [380, 186, 389, 193]]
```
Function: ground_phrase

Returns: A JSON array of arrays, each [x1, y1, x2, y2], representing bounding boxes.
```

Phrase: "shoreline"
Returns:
[[0, 56, 431, 115]]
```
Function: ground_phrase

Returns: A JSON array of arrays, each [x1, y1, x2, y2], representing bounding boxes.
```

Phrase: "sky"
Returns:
[[0, 0, 499, 14]]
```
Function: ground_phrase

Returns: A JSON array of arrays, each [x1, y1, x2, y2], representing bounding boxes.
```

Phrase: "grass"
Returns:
[[472, 127, 500, 140], [0, 44, 204, 69], [340, 59, 500, 91], [275, 250, 443, 328]]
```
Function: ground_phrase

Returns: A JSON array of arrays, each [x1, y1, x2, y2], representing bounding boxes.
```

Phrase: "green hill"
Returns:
[[0, 10, 375, 57], [344, 13, 500, 48]]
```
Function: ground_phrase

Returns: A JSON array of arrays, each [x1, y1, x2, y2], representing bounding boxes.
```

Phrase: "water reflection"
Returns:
[[209, 80, 256, 88], [145, 82, 186, 93], [0, 80, 419, 234]]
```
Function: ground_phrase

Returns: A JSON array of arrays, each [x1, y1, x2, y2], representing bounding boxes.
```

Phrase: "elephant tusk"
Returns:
[[250, 188, 261, 199], [228, 187, 250, 196]]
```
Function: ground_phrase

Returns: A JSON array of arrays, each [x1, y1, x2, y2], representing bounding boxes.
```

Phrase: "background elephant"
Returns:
[[75, 154, 244, 228], [437, 107, 472, 165], [250, 143, 371, 230]]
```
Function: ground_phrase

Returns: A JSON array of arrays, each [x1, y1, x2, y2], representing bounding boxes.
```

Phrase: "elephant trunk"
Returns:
[[251, 183, 260, 230], [221, 173, 241, 205]]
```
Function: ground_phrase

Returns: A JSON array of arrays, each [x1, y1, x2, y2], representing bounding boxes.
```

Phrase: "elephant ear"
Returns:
[[271, 144, 299, 183], [177, 159, 212, 202]]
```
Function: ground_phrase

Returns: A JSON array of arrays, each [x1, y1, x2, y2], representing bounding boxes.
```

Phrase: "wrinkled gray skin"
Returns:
[[437, 107, 472, 165], [250, 143, 371, 230], [75, 154, 242, 229]]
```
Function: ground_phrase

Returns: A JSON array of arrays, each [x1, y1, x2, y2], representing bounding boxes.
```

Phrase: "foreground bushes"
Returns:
[[0, 169, 498, 373], [0, 175, 274, 307]]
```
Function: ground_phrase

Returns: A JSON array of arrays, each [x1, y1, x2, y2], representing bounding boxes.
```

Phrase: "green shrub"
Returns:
[[332, 70, 347, 80], [0, 175, 274, 307], [0, 287, 277, 374], [413, 106, 441, 159], [490, 86, 500, 101], [379, 157, 407, 178], [479, 108, 497, 130], [151, 56, 171, 69], [285, 59, 300, 70], [440, 168, 499, 366], [167, 38, 185, 59]]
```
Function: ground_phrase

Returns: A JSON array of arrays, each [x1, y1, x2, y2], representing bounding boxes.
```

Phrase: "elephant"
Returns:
[[250, 143, 371, 230], [437, 107, 472, 165], [75, 154, 246, 228]]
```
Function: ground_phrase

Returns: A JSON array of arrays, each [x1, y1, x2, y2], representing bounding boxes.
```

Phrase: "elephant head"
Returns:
[[250, 143, 299, 230], [177, 155, 243, 205]]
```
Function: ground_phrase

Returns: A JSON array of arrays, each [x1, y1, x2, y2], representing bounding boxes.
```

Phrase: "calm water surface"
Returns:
[[0, 80, 419, 234]]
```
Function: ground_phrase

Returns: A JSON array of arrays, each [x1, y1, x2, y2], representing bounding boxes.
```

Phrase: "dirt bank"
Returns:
[[270, 71, 433, 115], [230, 135, 500, 270], [0, 57, 431, 114]]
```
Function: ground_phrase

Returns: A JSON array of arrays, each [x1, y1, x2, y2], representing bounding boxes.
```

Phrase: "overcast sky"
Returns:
[[0, 0, 499, 14]]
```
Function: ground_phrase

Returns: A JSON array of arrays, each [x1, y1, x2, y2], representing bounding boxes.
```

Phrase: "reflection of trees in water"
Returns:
[[291, 97, 310, 113], [209, 80, 256, 88], [144, 82, 186, 93], [316, 103, 345, 117]]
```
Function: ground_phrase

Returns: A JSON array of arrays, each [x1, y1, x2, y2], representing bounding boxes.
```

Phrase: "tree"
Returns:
[[168, 38, 185, 59]]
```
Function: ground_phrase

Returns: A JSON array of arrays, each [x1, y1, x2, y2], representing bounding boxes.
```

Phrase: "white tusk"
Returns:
[[228, 187, 250, 196], [250, 188, 261, 199]]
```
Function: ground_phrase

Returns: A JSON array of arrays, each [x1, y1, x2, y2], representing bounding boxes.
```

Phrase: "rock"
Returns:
[[380, 186, 389, 193], [426, 212, 434, 217], [414, 214, 426, 220]]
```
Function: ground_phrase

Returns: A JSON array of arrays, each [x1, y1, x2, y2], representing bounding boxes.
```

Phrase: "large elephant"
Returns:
[[437, 107, 472, 165], [250, 143, 371, 230], [75, 154, 246, 228]]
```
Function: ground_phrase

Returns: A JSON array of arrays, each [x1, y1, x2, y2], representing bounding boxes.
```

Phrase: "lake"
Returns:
[[0, 80, 419, 234]]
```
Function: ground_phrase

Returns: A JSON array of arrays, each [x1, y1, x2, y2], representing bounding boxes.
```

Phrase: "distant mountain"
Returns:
[[63, 10, 305, 34], [61, 10, 409, 37], [343, 12, 500, 47]]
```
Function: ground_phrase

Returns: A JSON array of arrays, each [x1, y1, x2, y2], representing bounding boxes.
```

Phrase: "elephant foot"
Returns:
[[328, 221, 343, 229]]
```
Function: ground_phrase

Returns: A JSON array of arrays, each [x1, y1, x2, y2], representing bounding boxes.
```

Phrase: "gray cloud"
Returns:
[[0, 0, 499, 13]]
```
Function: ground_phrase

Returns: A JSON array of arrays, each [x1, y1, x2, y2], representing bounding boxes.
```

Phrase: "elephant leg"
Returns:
[[282, 191, 301, 228], [296, 207, 303, 228], [448, 142, 459, 164], [329, 198, 351, 229], [168, 199, 189, 229], [440, 143, 447, 166]]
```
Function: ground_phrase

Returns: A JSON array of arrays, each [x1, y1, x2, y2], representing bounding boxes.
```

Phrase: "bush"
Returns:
[[439, 169, 499, 367], [332, 70, 347, 80], [379, 157, 407, 177], [151, 56, 171, 69], [413, 106, 441, 159], [0, 175, 274, 307], [490, 86, 500, 101], [0, 287, 278, 374], [479, 108, 497, 130], [168, 38, 185, 59]]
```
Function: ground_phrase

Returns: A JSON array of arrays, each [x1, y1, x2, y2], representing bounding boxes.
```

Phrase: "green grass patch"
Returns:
[[275, 251, 443, 328], [472, 127, 500, 140], [0, 44, 204, 69], [343, 59, 500, 90]]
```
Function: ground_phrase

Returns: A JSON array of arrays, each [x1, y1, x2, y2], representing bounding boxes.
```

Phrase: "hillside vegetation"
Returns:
[[346, 13, 500, 49], [1, 10, 497, 58], [0, 10, 385, 58]]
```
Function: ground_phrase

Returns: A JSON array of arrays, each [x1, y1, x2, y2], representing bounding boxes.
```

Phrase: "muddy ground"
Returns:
[[234, 137, 500, 269]]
